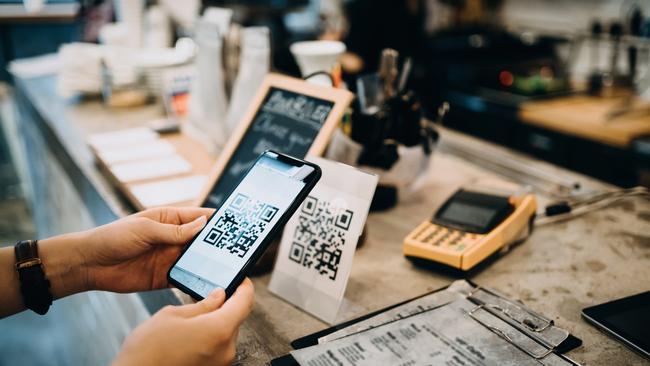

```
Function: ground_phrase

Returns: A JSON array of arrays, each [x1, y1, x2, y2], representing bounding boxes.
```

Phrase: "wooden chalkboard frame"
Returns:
[[195, 73, 354, 206]]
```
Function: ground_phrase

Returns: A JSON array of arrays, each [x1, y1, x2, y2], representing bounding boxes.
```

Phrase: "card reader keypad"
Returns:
[[416, 224, 480, 251], [404, 194, 536, 271]]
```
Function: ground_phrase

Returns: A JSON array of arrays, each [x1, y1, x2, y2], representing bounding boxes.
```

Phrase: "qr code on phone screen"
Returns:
[[202, 193, 278, 258], [288, 196, 353, 280]]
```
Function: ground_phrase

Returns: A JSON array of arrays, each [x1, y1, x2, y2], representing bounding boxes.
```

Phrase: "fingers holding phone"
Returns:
[[113, 280, 254, 366], [168, 151, 321, 300], [201, 278, 255, 332], [123, 151, 315, 366], [175, 288, 227, 317]]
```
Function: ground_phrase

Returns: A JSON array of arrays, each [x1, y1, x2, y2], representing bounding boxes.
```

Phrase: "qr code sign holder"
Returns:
[[289, 196, 353, 280], [268, 156, 378, 324]]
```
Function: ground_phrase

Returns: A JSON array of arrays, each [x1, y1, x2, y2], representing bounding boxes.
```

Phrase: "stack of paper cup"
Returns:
[[57, 43, 104, 97], [134, 45, 193, 97], [185, 7, 232, 153], [114, 0, 144, 48], [225, 27, 271, 134], [159, 0, 200, 36], [144, 5, 172, 49], [98, 23, 129, 47]]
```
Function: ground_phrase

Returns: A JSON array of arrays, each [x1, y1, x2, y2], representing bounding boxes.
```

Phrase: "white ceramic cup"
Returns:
[[290, 40, 346, 86]]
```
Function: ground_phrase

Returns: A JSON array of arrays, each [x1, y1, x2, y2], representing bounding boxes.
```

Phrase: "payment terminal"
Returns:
[[403, 189, 537, 271]]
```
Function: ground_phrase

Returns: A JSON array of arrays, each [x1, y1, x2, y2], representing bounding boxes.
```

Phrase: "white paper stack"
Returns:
[[130, 175, 207, 207], [88, 127, 158, 149], [111, 156, 191, 182], [89, 127, 205, 207], [89, 128, 191, 181], [57, 43, 104, 97], [97, 140, 176, 165]]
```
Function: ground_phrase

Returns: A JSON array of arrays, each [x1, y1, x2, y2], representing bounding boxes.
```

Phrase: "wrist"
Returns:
[[38, 232, 89, 299]]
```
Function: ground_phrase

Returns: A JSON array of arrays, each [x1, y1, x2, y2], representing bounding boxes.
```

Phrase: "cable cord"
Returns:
[[536, 186, 649, 226]]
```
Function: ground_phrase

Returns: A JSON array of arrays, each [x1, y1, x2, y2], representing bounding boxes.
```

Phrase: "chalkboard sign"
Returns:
[[196, 73, 354, 208]]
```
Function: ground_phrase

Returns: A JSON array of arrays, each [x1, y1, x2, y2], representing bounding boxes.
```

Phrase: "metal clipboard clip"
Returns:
[[468, 286, 554, 332], [468, 304, 554, 360], [466, 286, 557, 360]]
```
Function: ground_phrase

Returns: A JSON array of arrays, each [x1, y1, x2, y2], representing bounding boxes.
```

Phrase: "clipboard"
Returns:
[[270, 281, 582, 366]]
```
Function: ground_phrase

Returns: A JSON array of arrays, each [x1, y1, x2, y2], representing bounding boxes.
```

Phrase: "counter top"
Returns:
[[519, 93, 650, 148], [14, 73, 650, 365]]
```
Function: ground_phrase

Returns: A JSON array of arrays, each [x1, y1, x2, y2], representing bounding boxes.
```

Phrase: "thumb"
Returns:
[[147, 215, 207, 246], [173, 288, 226, 318]]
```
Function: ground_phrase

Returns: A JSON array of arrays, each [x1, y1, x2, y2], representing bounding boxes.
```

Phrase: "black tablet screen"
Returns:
[[583, 291, 650, 356]]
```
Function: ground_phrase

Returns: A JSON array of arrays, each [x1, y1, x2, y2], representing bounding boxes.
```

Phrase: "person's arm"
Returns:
[[0, 232, 87, 318], [1, 206, 255, 366], [0, 207, 210, 318]]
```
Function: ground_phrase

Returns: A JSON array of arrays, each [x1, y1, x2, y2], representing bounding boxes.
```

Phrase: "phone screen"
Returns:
[[169, 151, 317, 298]]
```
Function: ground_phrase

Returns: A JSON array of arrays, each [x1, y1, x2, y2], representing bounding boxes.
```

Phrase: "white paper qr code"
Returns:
[[288, 196, 353, 280]]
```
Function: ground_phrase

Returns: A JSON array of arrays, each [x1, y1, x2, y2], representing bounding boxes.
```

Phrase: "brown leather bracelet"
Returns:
[[14, 240, 53, 315]]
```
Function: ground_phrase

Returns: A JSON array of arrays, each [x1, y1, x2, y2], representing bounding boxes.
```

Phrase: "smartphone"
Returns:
[[168, 150, 321, 299]]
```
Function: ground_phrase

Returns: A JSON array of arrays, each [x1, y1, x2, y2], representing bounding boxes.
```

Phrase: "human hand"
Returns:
[[82, 207, 214, 293], [40, 207, 213, 296], [112, 279, 254, 366]]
